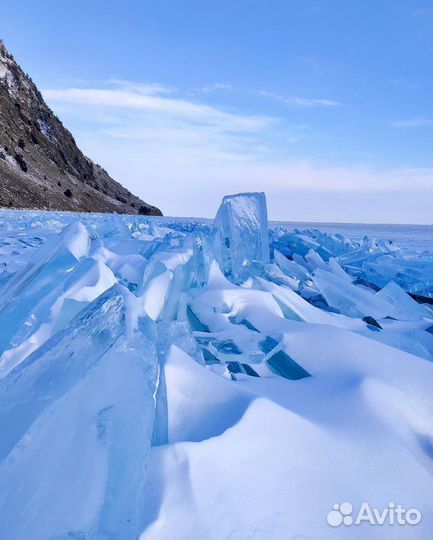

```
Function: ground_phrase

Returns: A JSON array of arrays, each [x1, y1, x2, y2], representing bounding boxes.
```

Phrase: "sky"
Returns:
[[2, 0, 432, 222]]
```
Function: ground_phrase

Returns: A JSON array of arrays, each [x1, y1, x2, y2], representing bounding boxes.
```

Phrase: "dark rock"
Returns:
[[139, 205, 153, 215], [14, 153, 28, 172], [0, 41, 162, 215]]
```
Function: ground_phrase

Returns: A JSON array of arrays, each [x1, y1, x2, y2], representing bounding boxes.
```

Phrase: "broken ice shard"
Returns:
[[213, 192, 270, 280], [0, 332, 158, 540], [0, 257, 117, 379], [0, 221, 90, 355], [267, 350, 311, 380], [312, 268, 392, 320], [0, 285, 125, 463]]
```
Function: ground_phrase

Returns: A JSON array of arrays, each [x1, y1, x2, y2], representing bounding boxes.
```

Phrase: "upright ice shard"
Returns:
[[213, 192, 270, 280]]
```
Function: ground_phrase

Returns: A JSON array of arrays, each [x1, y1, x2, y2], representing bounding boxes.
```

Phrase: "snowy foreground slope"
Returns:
[[0, 193, 432, 540]]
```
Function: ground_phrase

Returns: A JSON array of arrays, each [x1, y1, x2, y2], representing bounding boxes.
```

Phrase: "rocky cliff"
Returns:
[[0, 41, 161, 215]]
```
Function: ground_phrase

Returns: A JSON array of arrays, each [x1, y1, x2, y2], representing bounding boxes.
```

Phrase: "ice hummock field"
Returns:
[[0, 192, 432, 540]]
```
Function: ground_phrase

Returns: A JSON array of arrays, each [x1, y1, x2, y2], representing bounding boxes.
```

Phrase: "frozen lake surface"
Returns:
[[0, 197, 432, 539]]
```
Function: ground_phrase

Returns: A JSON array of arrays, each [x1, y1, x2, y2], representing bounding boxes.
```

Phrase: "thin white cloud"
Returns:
[[389, 78, 419, 89], [196, 83, 232, 92], [391, 117, 432, 128], [105, 79, 175, 95], [58, 77, 89, 86], [412, 7, 432, 16], [282, 97, 340, 108], [43, 85, 273, 132], [226, 161, 433, 193], [259, 91, 341, 108], [390, 78, 405, 87]]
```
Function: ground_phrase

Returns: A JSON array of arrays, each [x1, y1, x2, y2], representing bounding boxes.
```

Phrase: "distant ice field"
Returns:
[[3, 209, 433, 250], [156, 215, 433, 251], [271, 221, 433, 252]]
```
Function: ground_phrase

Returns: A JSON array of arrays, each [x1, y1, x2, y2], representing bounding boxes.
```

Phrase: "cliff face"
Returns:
[[0, 42, 162, 215]]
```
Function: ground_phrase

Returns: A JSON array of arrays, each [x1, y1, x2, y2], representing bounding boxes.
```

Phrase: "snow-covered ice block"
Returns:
[[257, 278, 335, 324], [152, 320, 206, 446], [162, 346, 252, 444], [213, 192, 270, 280]]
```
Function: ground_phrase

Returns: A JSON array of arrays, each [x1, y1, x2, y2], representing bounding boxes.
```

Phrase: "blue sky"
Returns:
[[2, 0, 432, 222]]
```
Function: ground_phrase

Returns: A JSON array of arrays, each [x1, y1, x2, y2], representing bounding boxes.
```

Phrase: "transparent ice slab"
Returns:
[[213, 192, 270, 280]]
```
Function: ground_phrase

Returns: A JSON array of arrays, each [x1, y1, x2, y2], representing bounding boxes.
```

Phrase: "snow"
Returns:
[[0, 63, 7, 79], [0, 195, 432, 539], [0, 56, 19, 96], [36, 117, 57, 142]]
